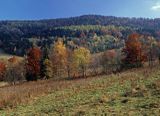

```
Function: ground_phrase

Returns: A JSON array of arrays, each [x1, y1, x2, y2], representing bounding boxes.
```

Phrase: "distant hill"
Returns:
[[0, 15, 160, 39], [0, 15, 160, 56]]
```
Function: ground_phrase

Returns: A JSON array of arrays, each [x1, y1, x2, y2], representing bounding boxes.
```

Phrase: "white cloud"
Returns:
[[151, 2, 160, 11]]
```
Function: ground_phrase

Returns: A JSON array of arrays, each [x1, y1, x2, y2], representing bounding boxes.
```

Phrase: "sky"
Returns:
[[0, 0, 160, 20]]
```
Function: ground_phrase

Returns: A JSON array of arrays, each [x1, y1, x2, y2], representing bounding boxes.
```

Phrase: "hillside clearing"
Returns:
[[0, 67, 160, 115]]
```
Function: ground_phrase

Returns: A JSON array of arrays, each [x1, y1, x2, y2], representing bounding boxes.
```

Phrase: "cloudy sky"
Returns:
[[0, 0, 160, 20]]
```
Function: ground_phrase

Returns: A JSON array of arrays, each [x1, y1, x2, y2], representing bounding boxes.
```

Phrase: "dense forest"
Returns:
[[1, 15, 160, 56]]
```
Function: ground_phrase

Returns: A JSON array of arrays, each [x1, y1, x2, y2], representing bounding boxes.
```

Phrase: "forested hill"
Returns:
[[1, 15, 160, 56], [1, 15, 160, 39], [2, 15, 160, 28], [41, 15, 160, 29]]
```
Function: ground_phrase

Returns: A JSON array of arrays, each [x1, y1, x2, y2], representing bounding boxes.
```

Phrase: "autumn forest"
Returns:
[[0, 15, 160, 81], [0, 15, 160, 115]]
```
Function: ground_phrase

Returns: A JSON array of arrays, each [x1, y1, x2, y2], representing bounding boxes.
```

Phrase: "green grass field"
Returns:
[[0, 67, 160, 116]]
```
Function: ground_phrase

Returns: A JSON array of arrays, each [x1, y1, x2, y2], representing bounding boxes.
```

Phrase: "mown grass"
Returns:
[[0, 67, 160, 116]]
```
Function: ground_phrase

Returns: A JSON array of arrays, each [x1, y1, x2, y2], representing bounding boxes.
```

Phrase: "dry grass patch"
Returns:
[[0, 67, 159, 115]]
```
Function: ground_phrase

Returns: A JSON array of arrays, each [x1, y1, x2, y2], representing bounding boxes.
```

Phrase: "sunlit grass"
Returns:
[[0, 67, 160, 115]]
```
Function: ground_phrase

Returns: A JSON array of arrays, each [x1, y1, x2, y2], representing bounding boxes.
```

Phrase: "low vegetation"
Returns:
[[0, 67, 159, 115]]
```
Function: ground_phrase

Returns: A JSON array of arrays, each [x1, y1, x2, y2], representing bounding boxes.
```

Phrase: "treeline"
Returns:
[[0, 15, 160, 39], [0, 33, 160, 84]]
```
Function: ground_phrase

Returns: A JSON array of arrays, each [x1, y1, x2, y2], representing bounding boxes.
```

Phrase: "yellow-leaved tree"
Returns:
[[50, 39, 67, 78], [73, 47, 91, 78]]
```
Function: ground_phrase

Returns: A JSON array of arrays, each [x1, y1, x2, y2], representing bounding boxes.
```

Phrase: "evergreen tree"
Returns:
[[43, 59, 53, 79], [40, 45, 53, 79]]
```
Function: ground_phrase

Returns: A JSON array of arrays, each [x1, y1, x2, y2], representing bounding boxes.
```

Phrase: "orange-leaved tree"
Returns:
[[8, 56, 18, 64], [122, 33, 146, 68], [101, 49, 120, 73], [6, 56, 26, 84], [26, 47, 42, 81]]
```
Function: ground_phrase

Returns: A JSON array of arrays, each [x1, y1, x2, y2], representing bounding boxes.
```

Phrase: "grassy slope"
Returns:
[[0, 49, 23, 62], [0, 49, 12, 59], [0, 68, 160, 116]]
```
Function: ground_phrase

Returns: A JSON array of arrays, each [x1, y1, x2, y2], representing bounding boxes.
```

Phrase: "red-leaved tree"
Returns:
[[122, 33, 146, 68], [26, 47, 41, 81], [0, 62, 6, 81]]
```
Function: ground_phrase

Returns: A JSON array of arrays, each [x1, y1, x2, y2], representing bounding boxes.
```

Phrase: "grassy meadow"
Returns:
[[0, 67, 159, 115]]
